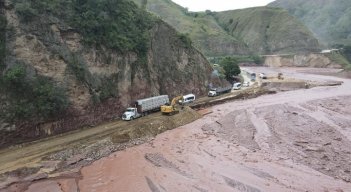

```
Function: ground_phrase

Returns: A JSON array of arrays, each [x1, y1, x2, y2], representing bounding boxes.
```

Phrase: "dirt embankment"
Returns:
[[0, 107, 201, 191], [264, 53, 342, 68]]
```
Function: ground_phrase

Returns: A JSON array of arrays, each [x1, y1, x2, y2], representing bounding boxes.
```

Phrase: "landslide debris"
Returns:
[[0, 0, 214, 147]]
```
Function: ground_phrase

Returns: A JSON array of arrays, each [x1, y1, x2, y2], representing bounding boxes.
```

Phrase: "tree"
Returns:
[[219, 57, 241, 81]]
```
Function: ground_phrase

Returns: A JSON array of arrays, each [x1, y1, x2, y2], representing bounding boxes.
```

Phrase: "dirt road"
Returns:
[[4, 67, 351, 192]]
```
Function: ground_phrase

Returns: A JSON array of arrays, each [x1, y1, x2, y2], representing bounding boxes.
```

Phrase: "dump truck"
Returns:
[[122, 95, 169, 121], [208, 85, 232, 97]]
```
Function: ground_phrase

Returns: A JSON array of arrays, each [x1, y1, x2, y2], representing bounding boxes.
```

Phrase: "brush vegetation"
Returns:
[[132, 0, 320, 56], [1, 0, 160, 121], [13, 0, 157, 54], [269, 0, 351, 46]]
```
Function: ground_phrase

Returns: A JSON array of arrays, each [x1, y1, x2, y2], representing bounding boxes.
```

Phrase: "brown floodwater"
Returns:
[[22, 67, 351, 192]]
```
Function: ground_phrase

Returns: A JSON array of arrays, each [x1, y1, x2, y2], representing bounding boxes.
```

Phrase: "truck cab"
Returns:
[[208, 90, 217, 97], [122, 108, 140, 121]]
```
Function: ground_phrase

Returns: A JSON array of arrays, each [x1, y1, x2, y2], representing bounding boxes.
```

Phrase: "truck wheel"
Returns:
[[130, 116, 134, 120]]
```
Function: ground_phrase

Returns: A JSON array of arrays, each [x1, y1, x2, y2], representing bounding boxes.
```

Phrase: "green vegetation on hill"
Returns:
[[269, 0, 351, 46], [341, 46, 351, 64], [2, 0, 161, 121], [325, 49, 351, 70], [0, 14, 6, 70], [214, 7, 320, 54], [132, 0, 249, 56], [133, 0, 320, 56], [14, 0, 157, 54], [0, 64, 69, 121]]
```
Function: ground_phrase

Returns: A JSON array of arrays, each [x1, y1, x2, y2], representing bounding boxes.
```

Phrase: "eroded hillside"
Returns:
[[133, 0, 321, 56], [0, 0, 218, 146], [133, 0, 250, 56], [214, 7, 321, 54], [269, 0, 351, 46]]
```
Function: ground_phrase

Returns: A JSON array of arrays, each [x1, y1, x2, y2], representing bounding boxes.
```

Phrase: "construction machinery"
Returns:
[[161, 95, 184, 115]]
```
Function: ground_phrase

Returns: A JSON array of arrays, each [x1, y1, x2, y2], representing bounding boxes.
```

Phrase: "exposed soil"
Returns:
[[2, 67, 351, 192]]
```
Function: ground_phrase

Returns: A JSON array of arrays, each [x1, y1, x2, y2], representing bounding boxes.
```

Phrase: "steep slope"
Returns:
[[0, 0, 218, 146], [214, 7, 321, 54], [133, 0, 321, 56], [133, 0, 249, 56], [269, 0, 351, 46]]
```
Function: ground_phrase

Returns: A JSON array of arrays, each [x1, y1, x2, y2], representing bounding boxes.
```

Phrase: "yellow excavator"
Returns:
[[161, 95, 184, 115]]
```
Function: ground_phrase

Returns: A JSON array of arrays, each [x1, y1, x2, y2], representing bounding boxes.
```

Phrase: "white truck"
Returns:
[[122, 95, 169, 121], [208, 85, 232, 97]]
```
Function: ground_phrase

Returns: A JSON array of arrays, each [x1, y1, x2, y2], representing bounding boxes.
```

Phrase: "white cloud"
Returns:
[[171, 0, 275, 12]]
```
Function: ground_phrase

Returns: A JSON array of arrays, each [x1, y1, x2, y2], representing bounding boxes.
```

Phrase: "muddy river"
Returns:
[[9, 68, 351, 191]]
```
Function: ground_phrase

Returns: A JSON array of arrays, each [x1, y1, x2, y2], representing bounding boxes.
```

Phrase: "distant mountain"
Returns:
[[133, 0, 321, 56], [213, 7, 320, 54], [269, 0, 351, 46]]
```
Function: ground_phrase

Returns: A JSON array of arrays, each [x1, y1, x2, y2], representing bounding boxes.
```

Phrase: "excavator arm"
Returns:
[[161, 95, 183, 115], [170, 95, 183, 106]]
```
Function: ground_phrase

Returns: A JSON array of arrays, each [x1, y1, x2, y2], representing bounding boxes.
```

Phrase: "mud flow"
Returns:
[[2, 67, 351, 192]]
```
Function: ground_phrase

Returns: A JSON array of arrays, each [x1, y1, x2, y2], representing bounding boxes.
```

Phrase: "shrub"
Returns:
[[3, 64, 27, 91], [177, 33, 192, 48], [219, 57, 241, 80], [14, 2, 38, 22]]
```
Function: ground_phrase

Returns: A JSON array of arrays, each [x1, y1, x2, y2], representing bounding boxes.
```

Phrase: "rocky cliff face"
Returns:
[[264, 53, 342, 68], [0, 0, 217, 146]]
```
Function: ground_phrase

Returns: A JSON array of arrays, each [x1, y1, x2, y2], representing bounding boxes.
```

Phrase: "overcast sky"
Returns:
[[171, 0, 276, 12]]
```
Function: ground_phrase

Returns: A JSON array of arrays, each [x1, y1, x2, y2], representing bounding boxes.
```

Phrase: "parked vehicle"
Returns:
[[181, 94, 195, 104], [161, 95, 184, 115], [243, 81, 250, 87], [242, 69, 256, 81], [259, 73, 267, 79], [208, 85, 232, 97], [233, 82, 242, 90], [250, 73, 257, 81], [122, 95, 169, 121]]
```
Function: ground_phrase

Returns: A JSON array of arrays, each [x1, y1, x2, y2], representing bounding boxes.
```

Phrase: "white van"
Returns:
[[182, 94, 195, 104], [233, 82, 242, 90]]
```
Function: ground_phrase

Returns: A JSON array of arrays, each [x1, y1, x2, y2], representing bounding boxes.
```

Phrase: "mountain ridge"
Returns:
[[268, 0, 351, 46], [134, 0, 321, 56]]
